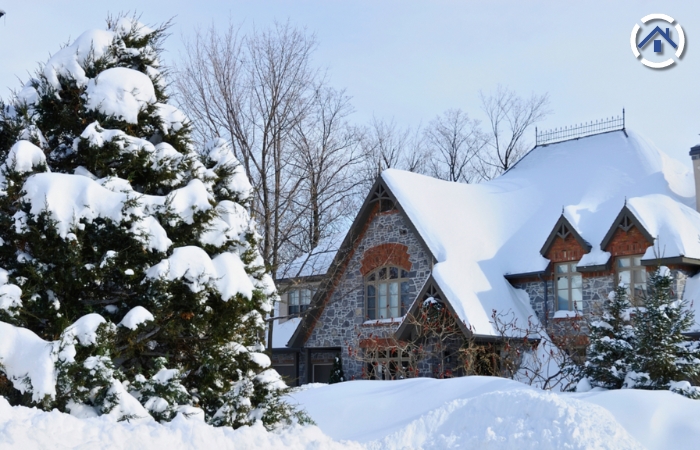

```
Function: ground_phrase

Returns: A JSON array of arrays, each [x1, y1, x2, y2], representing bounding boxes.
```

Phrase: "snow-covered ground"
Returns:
[[288, 377, 700, 450], [3, 376, 700, 449]]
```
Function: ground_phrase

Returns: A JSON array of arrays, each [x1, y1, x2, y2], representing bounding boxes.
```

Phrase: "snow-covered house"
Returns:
[[274, 129, 700, 385]]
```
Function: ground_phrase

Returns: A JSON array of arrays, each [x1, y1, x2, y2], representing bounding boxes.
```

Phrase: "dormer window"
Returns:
[[616, 256, 646, 306], [555, 262, 582, 311], [366, 266, 410, 319]]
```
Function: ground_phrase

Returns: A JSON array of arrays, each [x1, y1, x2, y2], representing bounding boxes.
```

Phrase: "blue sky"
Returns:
[[0, 0, 698, 166]]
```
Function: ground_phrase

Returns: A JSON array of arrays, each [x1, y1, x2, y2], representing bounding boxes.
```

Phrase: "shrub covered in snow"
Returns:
[[0, 15, 305, 428], [583, 283, 636, 389], [580, 267, 700, 398]]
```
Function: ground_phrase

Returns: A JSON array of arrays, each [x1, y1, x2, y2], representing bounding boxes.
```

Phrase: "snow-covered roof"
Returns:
[[276, 233, 345, 280], [268, 317, 302, 348], [383, 130, 695, 337]]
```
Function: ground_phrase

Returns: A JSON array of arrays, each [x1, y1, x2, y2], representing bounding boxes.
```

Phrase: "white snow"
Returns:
[[0, 397, 360, 450], [627, 194, 700, 261], [15, 173, 171, 252], [43, 29, 116, 89], [5, 140, 47, 173], [290, 376, 700, 449], [145, 247, 254, 301], [268, 317, 301, 348], [84, 67, 157, 124], [156, 103, 188, 134], [382, 131, 695, 336], [118, 306, 155, 330], [0, 321, 58, 402], [276, 232, 344, 279]]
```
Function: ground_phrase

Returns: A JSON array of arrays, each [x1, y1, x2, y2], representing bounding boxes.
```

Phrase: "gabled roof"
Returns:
[[275, 233, 345, 281], [287, 177, 435, 348], [599, 204, 654, 252], [539, 214, 592, 258]]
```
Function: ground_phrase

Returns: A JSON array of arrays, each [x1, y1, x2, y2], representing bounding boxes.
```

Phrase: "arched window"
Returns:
[[365, 266, 410, 319]]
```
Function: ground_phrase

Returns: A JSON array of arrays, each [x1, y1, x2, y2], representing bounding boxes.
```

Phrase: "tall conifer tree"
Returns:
[[0, 16, 304, 427]]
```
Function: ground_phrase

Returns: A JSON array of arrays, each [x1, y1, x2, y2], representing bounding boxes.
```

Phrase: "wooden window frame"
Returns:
[[288, 287, 312, 316], [616, 255, 646, 306], [365, 266, 410, 320], [554, 261, 583, 311], [365, 347, 414, 380]]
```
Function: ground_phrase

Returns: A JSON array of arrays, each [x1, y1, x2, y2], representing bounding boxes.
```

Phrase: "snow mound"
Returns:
[[6, 140, 47, 173], [369, 389, 642, 450], [85, 67, 156, 123], [118, 306, 154, 330], [43, 29, 116, 89], [0, 397, 360, 450]]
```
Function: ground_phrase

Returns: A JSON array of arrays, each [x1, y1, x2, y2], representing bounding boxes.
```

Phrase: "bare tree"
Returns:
[[423, 109, 487, 183], [359, 117, 427, 189], [175, 21, 319, 271], [289, 86, 364, 254], [478, 85, 550, 179]]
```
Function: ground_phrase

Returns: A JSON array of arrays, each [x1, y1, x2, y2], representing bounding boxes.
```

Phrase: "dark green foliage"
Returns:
[[630, 268, 700, 390], [583, 283, 635, 389]]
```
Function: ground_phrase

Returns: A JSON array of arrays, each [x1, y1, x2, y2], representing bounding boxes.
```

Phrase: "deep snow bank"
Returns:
[[289, 377, 700, 450], [0, 396, 360, 450]]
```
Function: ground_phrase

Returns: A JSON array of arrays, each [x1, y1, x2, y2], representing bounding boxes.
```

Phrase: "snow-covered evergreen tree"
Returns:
[[0, 15, 306, 427], [582, 283, 635, 389], [626, 267, 700, 396]]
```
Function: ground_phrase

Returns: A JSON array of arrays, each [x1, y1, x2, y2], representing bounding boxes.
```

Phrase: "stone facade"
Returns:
[[304, 208, 433, 381]]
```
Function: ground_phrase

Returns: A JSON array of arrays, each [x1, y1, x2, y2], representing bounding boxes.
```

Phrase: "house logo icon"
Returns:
[[631, 14, 685, 69]]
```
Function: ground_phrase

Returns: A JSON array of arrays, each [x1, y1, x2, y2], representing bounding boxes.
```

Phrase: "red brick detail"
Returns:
[[545, 233, 587, 263], [604, 225, 652, 258], [359, 337, 407, 349], [360, 243, 411, 276]]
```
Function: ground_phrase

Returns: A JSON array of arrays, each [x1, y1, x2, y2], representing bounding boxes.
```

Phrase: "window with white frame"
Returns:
[[288, 288, 312, 315], [616, 255, 646, 306], [555, 262, 582, 311], [365, 266, 410, 320]]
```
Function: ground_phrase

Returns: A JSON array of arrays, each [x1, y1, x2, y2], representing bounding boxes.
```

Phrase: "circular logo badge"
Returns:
[[630, 14, 685, 69]]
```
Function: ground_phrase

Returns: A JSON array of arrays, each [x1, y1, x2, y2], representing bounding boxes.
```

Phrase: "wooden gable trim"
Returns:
[[394, 276, 471, 341], [539, 215, 591, 258], [287, 175, 437, 348], [600, 205, 654, 252]]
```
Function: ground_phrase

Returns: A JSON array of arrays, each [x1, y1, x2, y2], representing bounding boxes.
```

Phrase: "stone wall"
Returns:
[[304, 209, 433, 381]]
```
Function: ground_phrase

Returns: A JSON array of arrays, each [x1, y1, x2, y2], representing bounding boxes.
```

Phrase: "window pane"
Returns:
[[389, 282, 399, 317], [301, 289, 311, 305], [557, 292, 569, 310], [572, 286, 582, 311], [378, 283, 388, 317], [556, 264, 569, 273], [571, 274, 582, 290], [289, 290, 298, 306], [367, 285, 376, 319], [633, 269, 646, 284], [368, 273, 376, 282], [633, 256, 642, 266], [557, 276, 569, 290], [389, 267, 399, 279], [400, 281, 410, 316], [401, 269, 409, 278], [619, 270, 631, 285], [379, 268, 387, 280], [618, 257, 631, 268]]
